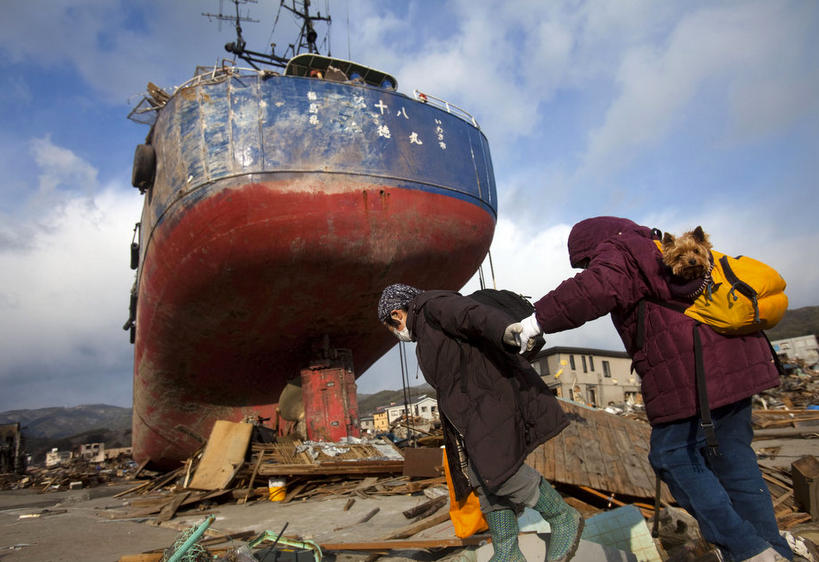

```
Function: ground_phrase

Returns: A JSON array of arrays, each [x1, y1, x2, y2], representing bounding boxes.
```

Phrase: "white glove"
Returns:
[[502, 323, 523, 347], [518, 313, 542, 355]]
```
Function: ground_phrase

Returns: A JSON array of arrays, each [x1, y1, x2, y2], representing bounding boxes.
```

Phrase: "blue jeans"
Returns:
[[648, 398, 792, 562]]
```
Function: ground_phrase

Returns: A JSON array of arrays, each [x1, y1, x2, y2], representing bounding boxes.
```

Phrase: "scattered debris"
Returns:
[[8, 361, 819, 561]]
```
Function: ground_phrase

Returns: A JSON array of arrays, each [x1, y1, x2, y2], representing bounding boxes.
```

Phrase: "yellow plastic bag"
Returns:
[[442, 450, 488, 538]]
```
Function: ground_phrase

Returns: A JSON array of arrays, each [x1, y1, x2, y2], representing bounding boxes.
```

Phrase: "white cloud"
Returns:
[[30, 136, 99, 200], [581, 1, 819, 176], [0, 141, 142, 410]]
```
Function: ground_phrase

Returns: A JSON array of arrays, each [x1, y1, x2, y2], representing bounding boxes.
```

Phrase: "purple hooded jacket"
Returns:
[[533, 216, 781, 425]]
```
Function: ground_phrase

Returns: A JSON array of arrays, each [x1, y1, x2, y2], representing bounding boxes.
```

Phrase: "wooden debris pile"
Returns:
[[108, 421, 448, 522], [759, 463, 813, 529], [104, 405, 819, 562], [1, 455, 142, 492], [758, 362, 819, 410]]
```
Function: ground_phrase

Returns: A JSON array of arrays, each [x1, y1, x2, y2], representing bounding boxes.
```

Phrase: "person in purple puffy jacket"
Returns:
[[517, 216, 791, 562]]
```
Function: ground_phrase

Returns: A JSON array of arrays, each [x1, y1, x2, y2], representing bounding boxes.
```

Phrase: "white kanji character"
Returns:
[[409, 132, 423, 145], [397, 107, 409, 119], [374, 100, 387, 114], [309, 103, 319, 114], [309, 115, 320, 125], [438, 141, 447, 149], [377, 125, 391, 138], [307, 91, 317, 101]]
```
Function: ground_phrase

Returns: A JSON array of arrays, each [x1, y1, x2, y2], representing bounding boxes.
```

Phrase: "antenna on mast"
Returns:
[[203, 0, 261, 67], [203, 0, 332, 70]]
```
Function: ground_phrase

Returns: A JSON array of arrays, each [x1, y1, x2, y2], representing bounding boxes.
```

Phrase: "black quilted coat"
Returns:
[[532, 216, 781, 426], [406, 290, 569, 498]]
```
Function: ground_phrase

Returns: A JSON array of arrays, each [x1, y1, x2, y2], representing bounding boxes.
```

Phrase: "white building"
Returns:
[[45, 448, 72, 467], [381, 395, 439, 425], [771, 335, 819, 369], [530, 346, 640, 409], [77, 443, 106, 463]]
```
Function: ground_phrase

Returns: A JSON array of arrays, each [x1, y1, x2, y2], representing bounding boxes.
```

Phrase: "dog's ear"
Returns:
[[693, 226, 706, 242], [662, 232, 675, 247]]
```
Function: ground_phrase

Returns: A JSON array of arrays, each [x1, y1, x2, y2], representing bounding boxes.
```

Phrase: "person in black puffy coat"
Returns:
[[378, 284, 582, 562], [516, 216, 791, 562]]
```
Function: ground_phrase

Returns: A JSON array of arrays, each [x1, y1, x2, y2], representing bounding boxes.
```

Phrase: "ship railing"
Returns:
[[127, 61, 275, 125], [413, 90, 480, 129]]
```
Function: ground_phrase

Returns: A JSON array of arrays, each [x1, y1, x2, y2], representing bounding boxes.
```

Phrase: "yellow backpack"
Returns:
[[652, 240, 788, 334]]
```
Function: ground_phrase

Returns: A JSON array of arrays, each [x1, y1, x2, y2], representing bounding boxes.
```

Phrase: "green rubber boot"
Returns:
[[485, 509, 526, 562], [533, 478, 584, 562]]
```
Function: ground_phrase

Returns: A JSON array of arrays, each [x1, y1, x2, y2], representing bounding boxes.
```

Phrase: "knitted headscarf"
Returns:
[[377, 284, 423, 323]]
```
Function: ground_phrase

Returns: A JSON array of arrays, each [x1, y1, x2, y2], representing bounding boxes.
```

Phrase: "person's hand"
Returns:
[[518, 313, 542, 355], [503, 323, 523, 347]]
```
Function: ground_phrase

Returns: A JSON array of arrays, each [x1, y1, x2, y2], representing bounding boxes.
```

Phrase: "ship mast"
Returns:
[[204, 0, 331, 70]]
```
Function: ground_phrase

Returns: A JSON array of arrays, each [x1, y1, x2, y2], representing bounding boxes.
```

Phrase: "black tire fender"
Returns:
[[130, 242, 139, 270], [131, 144, 156, 191]]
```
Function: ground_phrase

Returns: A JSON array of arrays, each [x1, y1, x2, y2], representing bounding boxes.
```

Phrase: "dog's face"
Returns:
[[661, 226, 712, 279]]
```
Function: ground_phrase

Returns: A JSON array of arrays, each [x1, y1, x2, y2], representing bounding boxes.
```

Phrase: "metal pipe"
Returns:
[[165, 514, 215, 562]]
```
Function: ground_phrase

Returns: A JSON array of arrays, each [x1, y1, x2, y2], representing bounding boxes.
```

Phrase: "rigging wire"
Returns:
[[398, 341, 415, 446], [477, 249, 498, 291], [346, 0, 351, 60], [266, 1, 284, 57], [487, 249, 497, 289]]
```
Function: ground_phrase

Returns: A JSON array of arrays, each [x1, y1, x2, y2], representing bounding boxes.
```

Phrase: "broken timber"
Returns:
[[528, 398, 674, 502]]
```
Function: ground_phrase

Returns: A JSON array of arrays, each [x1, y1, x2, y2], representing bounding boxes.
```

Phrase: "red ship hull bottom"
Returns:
[[132, 178, 495, 469]]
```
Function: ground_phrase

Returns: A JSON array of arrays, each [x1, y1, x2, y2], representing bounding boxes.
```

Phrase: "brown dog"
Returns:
[[661, 226, 713, 279]]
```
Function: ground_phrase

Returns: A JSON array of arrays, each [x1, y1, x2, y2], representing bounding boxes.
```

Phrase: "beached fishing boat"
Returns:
[[125, 1, 496, 469]]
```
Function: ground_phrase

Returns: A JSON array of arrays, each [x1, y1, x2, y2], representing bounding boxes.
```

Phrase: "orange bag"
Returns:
[[442, 450, 488, 538]]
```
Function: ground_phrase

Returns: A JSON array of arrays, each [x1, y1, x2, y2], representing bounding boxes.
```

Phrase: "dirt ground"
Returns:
[[4, 434, 819, 562], [0, 481, 465, 562]]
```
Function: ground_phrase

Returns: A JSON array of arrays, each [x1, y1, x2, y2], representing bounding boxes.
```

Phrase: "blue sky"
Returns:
[[0, 0, 817, 411]]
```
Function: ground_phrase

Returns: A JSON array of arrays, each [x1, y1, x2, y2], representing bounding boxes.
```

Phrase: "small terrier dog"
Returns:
[[661, 226, 713, 280]]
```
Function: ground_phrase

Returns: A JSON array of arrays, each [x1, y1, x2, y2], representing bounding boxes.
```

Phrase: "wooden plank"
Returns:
[[602, 413, 633, 495], [374, 510, 451, 541], [402, 495, 447, 519], [578, 485, 653, 518], [241, 451, 265, 505], [754, 427, 819, 439], [257, 460, 404, 476], [334, 507, 381, 531], [543, 435, 556, 481], [188, 420, 253, 491], [155, 491, 190, 523], [610, 420, 648, 496], [562, 422, 584, 487], [320, 535, 491, 551], [406, 476, 446, 493], [575, 417, 605, 490], [118, 555, 163, 562], [114, 480, 152, 498]]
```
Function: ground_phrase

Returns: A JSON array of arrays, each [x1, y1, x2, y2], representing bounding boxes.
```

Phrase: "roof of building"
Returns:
[[534, 346, 630, 360]]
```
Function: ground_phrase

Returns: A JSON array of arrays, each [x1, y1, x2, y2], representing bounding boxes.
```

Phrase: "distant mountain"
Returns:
[[0, 404, 132, 439], [0, 405, 133, 465], [766, 305, 819, 341], [357, 383, 437, 417]]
